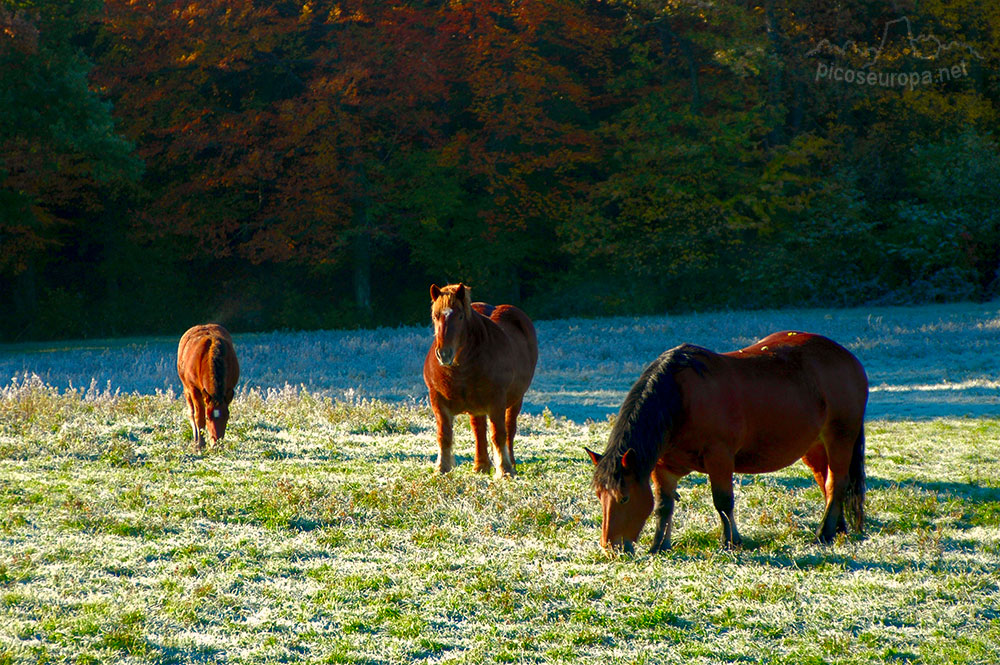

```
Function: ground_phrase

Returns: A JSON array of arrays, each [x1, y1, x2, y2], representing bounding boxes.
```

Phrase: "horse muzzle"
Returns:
[[207, 423, 226, 443], [207, 410, 228, 443], [604, 538, 635, 556], [435, 347, 456, 367]]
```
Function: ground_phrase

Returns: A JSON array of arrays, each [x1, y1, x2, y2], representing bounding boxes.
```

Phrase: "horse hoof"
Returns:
[[473, 463, 493, 474]]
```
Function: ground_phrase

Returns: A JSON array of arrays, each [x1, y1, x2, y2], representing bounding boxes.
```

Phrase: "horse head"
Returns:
[[204, 392, 232, 444], [586, 447, 654, 554], [430, 283, 473, 367]]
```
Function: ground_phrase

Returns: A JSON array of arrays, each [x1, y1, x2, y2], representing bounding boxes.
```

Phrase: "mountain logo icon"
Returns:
[[806, 16, 983, 69]]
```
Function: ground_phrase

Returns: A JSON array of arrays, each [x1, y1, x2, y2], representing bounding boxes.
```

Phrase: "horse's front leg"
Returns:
[[650, 467, 680, 553], [184, 389, 203, 451], [706, 451, 742, 548], [471, 415, 491, 474], [431, 397, 455, 473], [488, 403, 515, 479]]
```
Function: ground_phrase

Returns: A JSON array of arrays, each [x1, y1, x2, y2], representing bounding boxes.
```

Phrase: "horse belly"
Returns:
[[733, 433, 818, 474], [733, 402, 824, 473], [714, 369, 823, 471]]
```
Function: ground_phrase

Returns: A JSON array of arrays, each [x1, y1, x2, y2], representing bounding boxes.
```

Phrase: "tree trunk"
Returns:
[[656, 20, 701, 114], [353, 227, 372, 317], [12, 261, 38, 340], [352, 164, 374, 318], [764, 0, 785, 147]]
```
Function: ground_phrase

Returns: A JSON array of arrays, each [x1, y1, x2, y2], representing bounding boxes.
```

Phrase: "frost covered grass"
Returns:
[[2, 299, 999, 422], [0, 378, 998, 664], [0, 301, 999, 663]]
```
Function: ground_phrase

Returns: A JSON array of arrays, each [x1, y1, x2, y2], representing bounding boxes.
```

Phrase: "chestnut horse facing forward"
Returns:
[[423, 284, 538, 478], [177, 324, 240, 452], [587, 331, 867, 553]]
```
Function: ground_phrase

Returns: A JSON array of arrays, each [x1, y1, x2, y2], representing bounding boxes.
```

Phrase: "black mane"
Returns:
[[593, 344, 708, 493]]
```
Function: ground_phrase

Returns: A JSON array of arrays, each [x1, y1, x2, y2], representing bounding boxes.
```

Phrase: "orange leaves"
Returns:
[[454, 0, 610, 183], [90, 0, 623, 285], [0, 8, 40, 55]]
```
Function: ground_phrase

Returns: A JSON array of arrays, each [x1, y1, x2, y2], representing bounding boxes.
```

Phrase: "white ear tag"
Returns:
[[213, 409, 221, 418]]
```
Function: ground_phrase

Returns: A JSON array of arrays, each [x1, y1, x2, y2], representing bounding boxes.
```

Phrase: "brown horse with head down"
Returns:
[[586, 331, 867, 554], [177, 324, 240, 452], [423, 283, 538, 478]]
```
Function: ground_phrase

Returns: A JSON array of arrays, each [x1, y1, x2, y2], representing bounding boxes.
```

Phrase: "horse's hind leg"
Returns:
[[802, 444, 829, 498], [488, 404, 515, 479], [816, 429, 856, 543], [471, 415, 492, 474], [504, 399, 523, 469], [817, 473, 850, 543], [803, 443, 847, 538]]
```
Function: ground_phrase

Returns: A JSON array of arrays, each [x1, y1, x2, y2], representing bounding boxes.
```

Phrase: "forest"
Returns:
[[2, 0, 999, 341]]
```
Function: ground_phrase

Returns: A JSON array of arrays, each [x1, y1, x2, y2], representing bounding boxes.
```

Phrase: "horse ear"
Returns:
[[455, 283, 468, 303], [430, 284, 442, 301], [621, 448, 635, 470], [584, 447, 602, 466]]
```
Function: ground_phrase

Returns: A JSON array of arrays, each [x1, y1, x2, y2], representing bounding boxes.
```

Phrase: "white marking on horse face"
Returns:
[[213, 409, 221, 418], [441, 308, 453, 320]]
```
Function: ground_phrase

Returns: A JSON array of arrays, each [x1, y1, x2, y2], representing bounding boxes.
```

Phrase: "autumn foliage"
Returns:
[[2, 0, 999, 340]]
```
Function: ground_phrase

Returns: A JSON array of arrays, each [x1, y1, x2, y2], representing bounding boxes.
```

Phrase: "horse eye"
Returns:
[[619, 495, 630, 505]]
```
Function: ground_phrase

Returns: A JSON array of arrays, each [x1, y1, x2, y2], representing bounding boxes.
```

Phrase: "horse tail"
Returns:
[[845, 423, 866, 533], [210, 338, 228, 400]]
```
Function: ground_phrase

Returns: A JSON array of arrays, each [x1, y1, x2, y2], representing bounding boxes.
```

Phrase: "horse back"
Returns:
[[471, 302, 495, 318], [488, 304, 538, 387], [177, 324, 240, 399], [733, 331, 864, 414], [672, 332, 866, 474], [733, 331, 866, 408]]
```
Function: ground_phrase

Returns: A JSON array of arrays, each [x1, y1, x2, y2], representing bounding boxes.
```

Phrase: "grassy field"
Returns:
[[1, 301, 999, 663], [0, 377, 998, 664]]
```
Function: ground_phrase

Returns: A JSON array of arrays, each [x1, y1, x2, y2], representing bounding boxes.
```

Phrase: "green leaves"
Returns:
[[4, 0, 1000, 338], [0, 1, 141, 291]]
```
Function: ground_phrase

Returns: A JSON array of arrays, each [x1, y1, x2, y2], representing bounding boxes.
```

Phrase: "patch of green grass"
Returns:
[[0, 388, 998, 664]]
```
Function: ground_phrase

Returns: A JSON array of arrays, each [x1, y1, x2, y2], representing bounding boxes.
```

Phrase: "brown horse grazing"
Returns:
[[586, 331, 867, 554], [177, 324, 240, 452], [423, 283, 538, 479]]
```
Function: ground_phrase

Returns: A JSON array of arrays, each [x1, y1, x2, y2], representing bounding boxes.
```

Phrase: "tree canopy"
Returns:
[[2, 0, 998, 340]]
